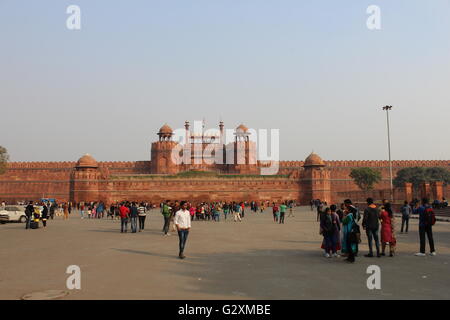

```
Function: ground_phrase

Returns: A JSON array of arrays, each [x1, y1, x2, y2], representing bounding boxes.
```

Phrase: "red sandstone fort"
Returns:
[[0, 122, 448, 204]]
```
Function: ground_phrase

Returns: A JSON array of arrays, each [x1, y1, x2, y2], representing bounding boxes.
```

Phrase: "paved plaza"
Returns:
[[1, 207, 449, 300]]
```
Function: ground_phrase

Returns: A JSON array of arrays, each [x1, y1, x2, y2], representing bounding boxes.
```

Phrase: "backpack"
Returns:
[[424, 207, 436, 226]]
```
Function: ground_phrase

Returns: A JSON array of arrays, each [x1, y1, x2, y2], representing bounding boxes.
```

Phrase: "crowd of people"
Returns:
[[314, 197, 438, 263], [4, 196, 439, 262]]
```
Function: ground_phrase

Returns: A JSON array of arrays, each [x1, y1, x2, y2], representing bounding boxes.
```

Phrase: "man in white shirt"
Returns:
[[174, 201, 191, 259]]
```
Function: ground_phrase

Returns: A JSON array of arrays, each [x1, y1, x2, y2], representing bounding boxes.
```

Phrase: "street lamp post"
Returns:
[[382, 105, 394, 202]]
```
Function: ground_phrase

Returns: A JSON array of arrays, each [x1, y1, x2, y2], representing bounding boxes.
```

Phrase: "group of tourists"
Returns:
[[432, 198, 448, 209], [22, 201, 68, 229], [160, 201, 248, 231], [271, 201, 295, 223], [116, 202, 149, 233], [317, 197, 437, 263]]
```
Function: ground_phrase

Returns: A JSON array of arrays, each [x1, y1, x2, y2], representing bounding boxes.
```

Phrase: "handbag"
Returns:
[[349, 223, 361, 244]]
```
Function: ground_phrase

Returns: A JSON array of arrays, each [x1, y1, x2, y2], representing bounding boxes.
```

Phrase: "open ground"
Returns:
[[1, 207, 449, 300]]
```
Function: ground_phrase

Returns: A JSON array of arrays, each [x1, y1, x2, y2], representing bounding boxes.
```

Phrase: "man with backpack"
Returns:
[[414, 198, 436, 256]]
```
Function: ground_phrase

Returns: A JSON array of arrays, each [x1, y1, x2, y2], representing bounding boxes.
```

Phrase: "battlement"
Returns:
[[99, 161, 151, 168], [7, 162, 77, 169], [324, 160, 450, 168]]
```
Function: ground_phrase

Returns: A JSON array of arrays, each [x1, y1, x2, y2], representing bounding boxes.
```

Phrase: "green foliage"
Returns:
[[349, 167, 382, 192], [0, 146, 9, 175], [175, 170, 218, 178], [394, 167, 450, 190], [426, 167, 450, 184]]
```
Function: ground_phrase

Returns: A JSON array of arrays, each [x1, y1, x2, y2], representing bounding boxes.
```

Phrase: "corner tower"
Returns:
[[70, 154, 100, 203], [302, 152, 331, 203], [150, 124, 180, 174]]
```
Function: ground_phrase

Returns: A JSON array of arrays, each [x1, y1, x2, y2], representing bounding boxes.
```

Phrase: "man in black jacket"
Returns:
[[362, 198, 381, 257], [25, 201, 34, 229]]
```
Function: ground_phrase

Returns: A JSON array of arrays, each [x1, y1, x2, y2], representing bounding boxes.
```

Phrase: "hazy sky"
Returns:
[[1, 0, 449, 162]]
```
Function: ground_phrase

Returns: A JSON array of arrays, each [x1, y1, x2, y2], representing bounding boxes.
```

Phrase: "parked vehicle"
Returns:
[[0, 206, 27, 223]]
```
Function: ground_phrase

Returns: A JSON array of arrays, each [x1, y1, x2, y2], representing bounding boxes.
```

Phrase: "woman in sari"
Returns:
[[342, 207, 357, 263], [380, 202, 396, 257]]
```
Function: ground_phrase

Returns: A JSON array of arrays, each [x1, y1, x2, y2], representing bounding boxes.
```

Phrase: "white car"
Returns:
[[0, 206, 27, 223]]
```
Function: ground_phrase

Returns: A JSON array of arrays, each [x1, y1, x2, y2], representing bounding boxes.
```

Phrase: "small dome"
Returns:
[[236, 124, 249, 133], [76, 154, 98, 168], [304, 152, 325, 167], [159, 124, 173, 135]]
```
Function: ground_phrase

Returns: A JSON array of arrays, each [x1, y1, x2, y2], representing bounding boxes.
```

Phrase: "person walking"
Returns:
[[174, 201, 191, 259], [330, 205, 341, 256], [272, 203, 279, 223], [49, 202, 56, 220], [400, 200, 412, 233], [362, 198, 381, 258], [380, 203, 396, 257], [223, 203, 229, 220], [79, 203, 85, 219], [414, 198, 436, 256], [41, 202, 49, 228], [189, 204, 196, 221], [63, 202, 69, 220], [171, 201, 180, 231], [129, 202, 139, 233], [138, 202, 147, 232], [96, 202, 103, 219], [279, 202, 287, 224], [287, 201, 294, 217], [316, 201, 323, 222], [119, 203, 130, 233], [233, 202, 242, 222], [162, 200, 171, 236], [213, 205, 220, 222], [25, 201, 34, 229]]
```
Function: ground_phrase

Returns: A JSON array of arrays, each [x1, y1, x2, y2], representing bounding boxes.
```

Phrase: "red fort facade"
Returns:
[[0, 123, 448, 204]]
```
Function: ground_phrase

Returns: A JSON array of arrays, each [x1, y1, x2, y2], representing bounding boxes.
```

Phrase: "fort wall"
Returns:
[[0, 159, 448, 204]]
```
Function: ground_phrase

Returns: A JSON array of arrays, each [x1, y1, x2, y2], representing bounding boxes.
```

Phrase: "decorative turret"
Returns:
[[157, 124, 174, 141], [76, 154, 98, 169], [151, 123, 180, 174], [230, 124, 257, 174], [303, 152, 325, 167]]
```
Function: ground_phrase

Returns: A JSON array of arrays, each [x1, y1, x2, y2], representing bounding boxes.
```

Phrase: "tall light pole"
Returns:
[[382, 105, 394, 202]]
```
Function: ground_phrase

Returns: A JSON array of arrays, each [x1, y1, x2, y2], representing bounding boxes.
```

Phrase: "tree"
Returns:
[[394, 167, 450, 192], [393, 167, 427, 191], [426, 167, 450, 185], [0, 146, 9, 175], [350, 167, 382, 192]]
